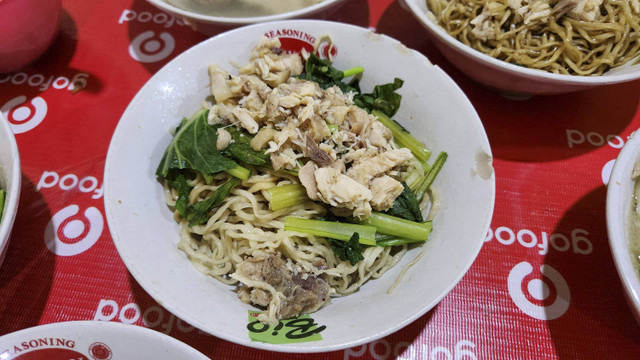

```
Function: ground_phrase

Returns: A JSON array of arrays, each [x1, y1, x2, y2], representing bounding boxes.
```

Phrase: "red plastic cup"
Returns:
[[0, 0, 62, 73]]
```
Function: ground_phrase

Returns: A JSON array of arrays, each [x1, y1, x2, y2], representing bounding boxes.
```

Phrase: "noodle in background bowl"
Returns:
[[606, 129, 640, 325], [145, 0, 346, 34], [402, 0, 640, 95], [0, 113, 21, 268], [104, 20, 495, 352]]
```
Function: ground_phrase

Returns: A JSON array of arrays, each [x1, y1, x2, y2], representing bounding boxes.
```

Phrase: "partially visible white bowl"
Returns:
[[0, 321, 209, 359], [606, 129, 640, 325], [402, 0, 640, 95], [104, 20, 495, 352], [0, 113, 20, 268], [146, 0, 346, 34]]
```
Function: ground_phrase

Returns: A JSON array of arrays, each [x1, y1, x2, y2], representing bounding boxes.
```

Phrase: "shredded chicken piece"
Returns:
[[346, 148, 413, 186], [238, 37, 304, 87], [567, 0, 603, 21], [315, 167, 373, 219], [250, 127, 277, 151], [470, 8, 496, 41], [370, 175, 405, 211], [216, 128, 232, 150], [298, 161, 320, 200], [474, 0, 604, 41], [232, 107, 259, 134]]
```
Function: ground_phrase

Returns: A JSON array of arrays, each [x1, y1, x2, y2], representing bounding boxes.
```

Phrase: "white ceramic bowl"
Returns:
[[606, 130, 640, 324], [0, 113, 20, 267], [0, 321, 209, 359], [104, 20, 495, 352], [146, 0, 346, 34], [402, 0, 640, 95]]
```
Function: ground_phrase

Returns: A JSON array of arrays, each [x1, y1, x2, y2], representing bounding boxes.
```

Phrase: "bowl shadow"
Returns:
[[544, 186, 640, 359]]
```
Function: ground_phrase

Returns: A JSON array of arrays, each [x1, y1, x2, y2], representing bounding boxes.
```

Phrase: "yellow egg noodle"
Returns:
[[427, 0, 640, 75], [158, 37, 445, 325]]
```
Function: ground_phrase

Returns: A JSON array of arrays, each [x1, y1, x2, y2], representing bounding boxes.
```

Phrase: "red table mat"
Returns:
[[1, 0, 639, 359]]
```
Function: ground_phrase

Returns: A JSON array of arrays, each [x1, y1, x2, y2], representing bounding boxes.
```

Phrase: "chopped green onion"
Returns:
[[284, 217, 377, 246]]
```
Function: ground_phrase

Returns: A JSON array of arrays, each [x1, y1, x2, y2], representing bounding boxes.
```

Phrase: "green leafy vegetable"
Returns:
[[294, 53, 362, 94], [222, 127, 270, 166], [329, 233, 364, 265], [155, 109, 238, 178], [168, 172, 191, 218], [353, 78, 404, 117], [187, 178, 240, 225], [385, 182, 423, 222]]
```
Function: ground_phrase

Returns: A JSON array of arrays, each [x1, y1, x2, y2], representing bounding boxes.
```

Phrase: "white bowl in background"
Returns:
[[607, 130, 640, 325], [0, 321, 209, 359], [104, 20, 495, 352], [146, 0, 346, 34], [402, 0, 640, 95], [0, 113, 20, 268]]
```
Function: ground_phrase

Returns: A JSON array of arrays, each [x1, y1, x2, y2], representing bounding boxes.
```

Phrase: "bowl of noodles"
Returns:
[[145, 0, 346, 33], [606, 129, 640, 325], [104, 20, 495, 352], [402, 0, 640, 95], [0, 112, 21, 268]]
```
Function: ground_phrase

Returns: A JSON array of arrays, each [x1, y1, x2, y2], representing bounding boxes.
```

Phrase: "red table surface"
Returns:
[[1, 0, 639, 359]]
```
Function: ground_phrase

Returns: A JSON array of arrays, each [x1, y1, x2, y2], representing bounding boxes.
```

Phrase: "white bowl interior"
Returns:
[[104, 20, 495, 352], [146, 0, 345, 26], [402, 0, 640, 93], [0, 113, 21, 267], [607, 130, 640, 322]]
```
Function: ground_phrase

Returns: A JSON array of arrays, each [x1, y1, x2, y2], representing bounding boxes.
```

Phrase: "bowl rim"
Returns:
[[402, 0, 640, 85], [145, 0, 345, 25], [606, 130, 640, 315], [0, 112, 21, 261]]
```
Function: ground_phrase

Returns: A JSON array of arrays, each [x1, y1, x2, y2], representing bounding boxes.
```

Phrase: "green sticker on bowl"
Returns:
[[247, 311, 326, 344]]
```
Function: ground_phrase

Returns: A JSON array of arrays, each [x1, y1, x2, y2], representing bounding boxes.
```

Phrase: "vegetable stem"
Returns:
[[357, 212, 432, 241], [342, 66, 364, 78], [225, 165, 251, 180], [284, 217, 377, 245], [375, 233, 426, 247], [268, 184, 310, 211], [372, 110, 431, 163], [416, 151, 447, 200]]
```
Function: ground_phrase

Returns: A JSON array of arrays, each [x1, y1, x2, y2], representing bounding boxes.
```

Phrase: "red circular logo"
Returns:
[[88, 342, 112, 360]]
